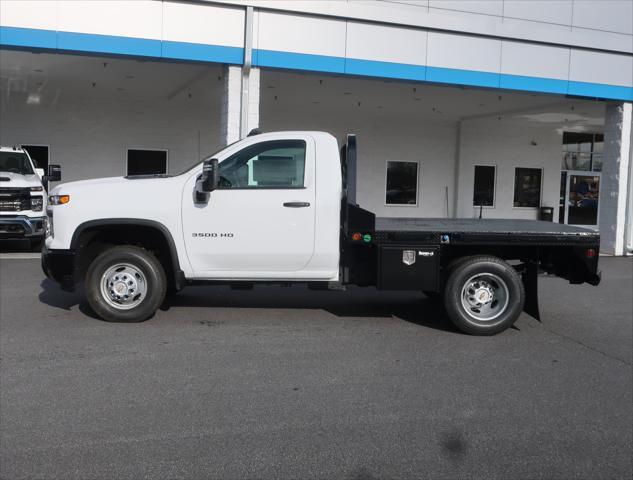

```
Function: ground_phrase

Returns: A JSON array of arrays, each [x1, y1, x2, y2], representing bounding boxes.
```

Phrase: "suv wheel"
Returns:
[[85, 245, 166, 322], [444, 255, 524, 335]]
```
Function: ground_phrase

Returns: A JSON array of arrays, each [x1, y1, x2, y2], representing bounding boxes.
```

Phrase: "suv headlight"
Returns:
[[30, 196, 43, 211], [45, 214, 52, 237]]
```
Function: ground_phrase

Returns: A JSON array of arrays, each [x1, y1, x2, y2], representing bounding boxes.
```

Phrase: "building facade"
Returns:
[[1, 0, 632, 253]]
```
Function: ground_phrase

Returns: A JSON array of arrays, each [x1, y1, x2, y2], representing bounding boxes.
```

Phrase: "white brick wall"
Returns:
[[262, 104, 458, 218], [456, 117, 564, 220], [0, 90, 223, 183], [262, 96, 581, 221]]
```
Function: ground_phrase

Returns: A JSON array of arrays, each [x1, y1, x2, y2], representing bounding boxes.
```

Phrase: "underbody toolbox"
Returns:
[[378, 245, 439, 291]]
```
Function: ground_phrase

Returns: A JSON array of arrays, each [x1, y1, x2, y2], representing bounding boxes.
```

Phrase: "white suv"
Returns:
[[0, 146, 60, 248]]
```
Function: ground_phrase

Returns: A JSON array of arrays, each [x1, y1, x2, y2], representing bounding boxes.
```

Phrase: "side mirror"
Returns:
[[201, 158, 218, 192], [35, 168, 45, 178], [46, 164, 62, 182]]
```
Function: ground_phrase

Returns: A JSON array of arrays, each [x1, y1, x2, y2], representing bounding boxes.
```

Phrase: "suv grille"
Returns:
[[0, 187, 31, 212]]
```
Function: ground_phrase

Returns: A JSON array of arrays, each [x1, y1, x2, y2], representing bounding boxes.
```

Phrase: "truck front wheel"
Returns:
[[85, 245, 166, 322], [444, 256, 524, 335]]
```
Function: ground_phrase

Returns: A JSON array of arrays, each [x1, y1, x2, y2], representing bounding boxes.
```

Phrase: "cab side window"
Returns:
[[218, 140, 306, 189]]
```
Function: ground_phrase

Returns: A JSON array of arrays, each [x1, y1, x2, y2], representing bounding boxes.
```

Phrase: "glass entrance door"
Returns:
[[561, 171, 601, 227]]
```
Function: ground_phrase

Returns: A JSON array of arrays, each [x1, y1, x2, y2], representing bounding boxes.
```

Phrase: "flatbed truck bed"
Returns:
[[374, 218, 600, 246]]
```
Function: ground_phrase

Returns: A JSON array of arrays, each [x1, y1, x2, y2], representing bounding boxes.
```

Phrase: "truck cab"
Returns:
[[42, 131, 600, 335], [181, 131, 341, 280]]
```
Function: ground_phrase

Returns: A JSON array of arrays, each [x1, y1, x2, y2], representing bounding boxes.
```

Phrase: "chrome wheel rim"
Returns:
[[100, 263, 147, 310], [460, 273, 509, 322]]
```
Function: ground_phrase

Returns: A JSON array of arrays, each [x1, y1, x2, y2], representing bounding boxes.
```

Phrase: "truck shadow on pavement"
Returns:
[[38, 279, 459, 333]]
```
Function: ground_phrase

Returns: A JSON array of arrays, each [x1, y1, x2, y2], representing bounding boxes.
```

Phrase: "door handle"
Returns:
[[283, 202, 311, 208]]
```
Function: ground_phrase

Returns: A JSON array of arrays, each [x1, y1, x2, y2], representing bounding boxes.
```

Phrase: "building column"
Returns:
[[219, 65, 241, 145], [599, 102, 632, 255], [220, 65, 260, 145], [244, 67, 260, 137], [219, 6, 259, 145]]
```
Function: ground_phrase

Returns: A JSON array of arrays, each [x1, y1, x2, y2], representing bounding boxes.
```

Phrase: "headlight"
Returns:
[[30, 196, 43, 211], [45, 214, 53, 237], [49, 194, 70, 205], [30, 186, 43, 192]]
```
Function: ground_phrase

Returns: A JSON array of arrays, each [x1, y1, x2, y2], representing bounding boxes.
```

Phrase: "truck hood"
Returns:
[[50, 175, 185, 214], [0, 171, 43, 188], [52, 175, 177, 193], [49, 173, 188, 227]]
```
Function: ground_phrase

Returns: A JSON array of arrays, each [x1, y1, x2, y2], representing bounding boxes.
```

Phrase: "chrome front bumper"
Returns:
[[0, 215, 46, 239]]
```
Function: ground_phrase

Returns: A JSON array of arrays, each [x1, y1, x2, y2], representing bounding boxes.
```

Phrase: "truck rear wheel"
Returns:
[[85, 245, 166, 322], [443, 256, 524, 335]]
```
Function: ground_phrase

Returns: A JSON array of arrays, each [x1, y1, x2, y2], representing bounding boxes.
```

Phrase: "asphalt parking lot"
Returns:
[[0, 254, 631, 480]]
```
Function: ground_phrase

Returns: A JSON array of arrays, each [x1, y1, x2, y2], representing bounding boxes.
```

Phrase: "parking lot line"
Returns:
[[0, 253, 41, 259]]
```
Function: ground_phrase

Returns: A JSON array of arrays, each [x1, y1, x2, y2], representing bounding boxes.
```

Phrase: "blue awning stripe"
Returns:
[[1, 26, 631, 101]]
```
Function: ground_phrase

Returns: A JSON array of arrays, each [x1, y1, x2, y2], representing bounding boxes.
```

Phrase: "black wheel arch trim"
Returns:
[[70, 218, 185, 290]]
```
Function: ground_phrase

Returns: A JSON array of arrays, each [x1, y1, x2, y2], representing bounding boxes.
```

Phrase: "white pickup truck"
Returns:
[[42, 131, 600, 335], [0, 146, 60, 247]]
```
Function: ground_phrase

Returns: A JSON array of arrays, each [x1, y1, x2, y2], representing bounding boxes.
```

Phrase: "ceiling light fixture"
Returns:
[[26, 93, 41, 105]]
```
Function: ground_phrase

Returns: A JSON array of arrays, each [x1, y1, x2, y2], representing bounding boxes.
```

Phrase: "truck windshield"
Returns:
[[0, 152, 34, 175]]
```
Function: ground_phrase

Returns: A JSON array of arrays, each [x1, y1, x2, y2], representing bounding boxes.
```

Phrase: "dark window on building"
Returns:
[[513, 167, 542, 208], [473, 165, 495, 207], [21, 145, 49, 170], [386, 160, 418, 205], [218, 140, 306, 188], [127, 149, 167, 176]]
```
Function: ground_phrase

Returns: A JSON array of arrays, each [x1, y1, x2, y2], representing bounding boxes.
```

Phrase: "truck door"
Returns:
[[181, 136, 316, 278]]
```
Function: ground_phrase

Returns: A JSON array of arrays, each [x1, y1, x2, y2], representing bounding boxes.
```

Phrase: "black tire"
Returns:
[[85, 245, 167, 323], [443, 255, 524, 335]]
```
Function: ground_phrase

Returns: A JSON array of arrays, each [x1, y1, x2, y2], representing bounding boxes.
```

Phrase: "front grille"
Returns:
[[0, 223, 26, 235], [0, 187, 31, 212]]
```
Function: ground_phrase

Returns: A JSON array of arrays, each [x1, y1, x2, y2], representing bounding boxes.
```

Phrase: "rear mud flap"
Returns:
[[522, 262, 541, 321]]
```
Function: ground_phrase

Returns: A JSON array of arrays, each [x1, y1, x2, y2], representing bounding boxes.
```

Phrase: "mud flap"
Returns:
[[522, 261, 541, 321]]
